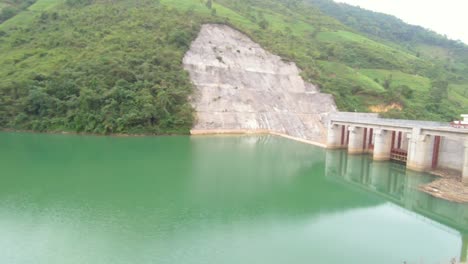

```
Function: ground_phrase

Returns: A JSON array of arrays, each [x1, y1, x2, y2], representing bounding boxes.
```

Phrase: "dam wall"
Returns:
[[439, 138, 465, 171]]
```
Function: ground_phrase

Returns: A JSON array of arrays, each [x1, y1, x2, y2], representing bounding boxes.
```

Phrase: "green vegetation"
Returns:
[[359, 69, 431, 92], [308, 0, 468, 119], [308, 0, 468, 65], [0, 0, 197, 134], [0, 0, 467, 135], [0, 0, 36, 23]]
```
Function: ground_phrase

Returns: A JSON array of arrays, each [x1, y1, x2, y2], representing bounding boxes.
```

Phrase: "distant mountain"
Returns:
[[0, 0, 467, 134]]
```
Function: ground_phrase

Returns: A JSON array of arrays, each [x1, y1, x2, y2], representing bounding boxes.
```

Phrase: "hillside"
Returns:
[[0, 0, 36, 23], [184, 24, 336, 143], [309, 0, 468, 68], [0, 0, 467, 134]]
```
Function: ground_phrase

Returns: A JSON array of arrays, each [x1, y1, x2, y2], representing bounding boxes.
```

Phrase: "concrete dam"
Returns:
[[183, 24, 468, 200]]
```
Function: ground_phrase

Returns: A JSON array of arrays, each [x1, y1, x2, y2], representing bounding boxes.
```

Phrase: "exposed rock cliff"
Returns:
[[183, 24, 336, 144]]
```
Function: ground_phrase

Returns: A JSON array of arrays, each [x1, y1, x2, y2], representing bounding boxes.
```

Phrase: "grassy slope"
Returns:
[[0, 2, 8, 12], [318, 61, 385, 93], [0, 0, 32, 11], [0, 0, 466, 135], [416, 44, 452, 60], [0, 0, 58, 28], [359, 69, 431, 92], [449, 84, 468, 113], [0, 0, 73, 83], [317, 30, 421, 68]]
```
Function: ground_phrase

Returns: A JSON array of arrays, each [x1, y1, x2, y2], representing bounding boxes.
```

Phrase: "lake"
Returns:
[[0, 132, 466, 263]]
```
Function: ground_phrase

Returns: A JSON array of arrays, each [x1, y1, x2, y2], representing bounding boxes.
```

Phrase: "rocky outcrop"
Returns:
[[183, 24, 336, 144]]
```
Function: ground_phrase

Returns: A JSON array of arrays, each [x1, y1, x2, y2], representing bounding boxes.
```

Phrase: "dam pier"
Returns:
[[327, 114, 468, 184]]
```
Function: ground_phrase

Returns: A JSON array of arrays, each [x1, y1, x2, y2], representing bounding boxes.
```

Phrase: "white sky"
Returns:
[[334, 0, 468, 44]]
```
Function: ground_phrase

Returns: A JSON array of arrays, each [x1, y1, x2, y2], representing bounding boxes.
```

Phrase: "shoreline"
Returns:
[[0, 128, 326, 148], [190, 129, 327, 148], [1, 128, 327, 148], [420, 169, 468, 203], [0, 128, 191, 138]]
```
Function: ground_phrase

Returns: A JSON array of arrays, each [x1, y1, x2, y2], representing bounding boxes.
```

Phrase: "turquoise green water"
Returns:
[[0, 132, 467, 263]]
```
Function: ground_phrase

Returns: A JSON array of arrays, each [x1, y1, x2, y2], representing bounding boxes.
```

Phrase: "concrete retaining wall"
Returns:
[[184, 24, 337, 145], [438, 138, 464, 171]]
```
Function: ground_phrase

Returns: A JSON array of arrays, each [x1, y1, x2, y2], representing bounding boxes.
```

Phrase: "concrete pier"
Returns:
[[348, 126, 365, 154], [373, 129, 393, 161], [407, 128, 433, 172], [326, 124, 344, 149]]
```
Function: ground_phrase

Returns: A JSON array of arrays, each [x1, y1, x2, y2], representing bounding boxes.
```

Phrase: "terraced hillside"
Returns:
[[0, 0, 467, 134]]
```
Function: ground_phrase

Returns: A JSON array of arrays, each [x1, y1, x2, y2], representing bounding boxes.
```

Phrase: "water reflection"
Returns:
[[0, 133, 467, 263], [326, 150, 468, 261], [463, 234, 468, 262]]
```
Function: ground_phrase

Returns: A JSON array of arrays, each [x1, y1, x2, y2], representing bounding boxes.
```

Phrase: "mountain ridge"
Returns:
[[0, 0, 467, 134]]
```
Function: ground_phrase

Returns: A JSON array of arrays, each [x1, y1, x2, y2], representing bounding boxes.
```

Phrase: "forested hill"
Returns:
[[0, 0, 467, 135]]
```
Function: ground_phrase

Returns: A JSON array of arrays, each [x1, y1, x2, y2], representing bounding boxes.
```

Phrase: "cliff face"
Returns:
[[183, 24, 336, 143]]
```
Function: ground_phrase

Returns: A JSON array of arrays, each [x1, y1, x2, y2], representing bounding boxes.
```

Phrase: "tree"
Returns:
[[258, 19, 269, 30], [205, 0, 212, 9], [383, 75, 393, 90], [399, 85, 413, 99], [430, 79, 449, 103]]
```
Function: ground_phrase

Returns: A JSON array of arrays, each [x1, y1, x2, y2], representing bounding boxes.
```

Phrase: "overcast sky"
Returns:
[[334, 0, 468, 44]]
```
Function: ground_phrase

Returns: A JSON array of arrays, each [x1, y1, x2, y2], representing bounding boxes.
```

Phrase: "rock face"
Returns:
[[183, 24, 336, 144]]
